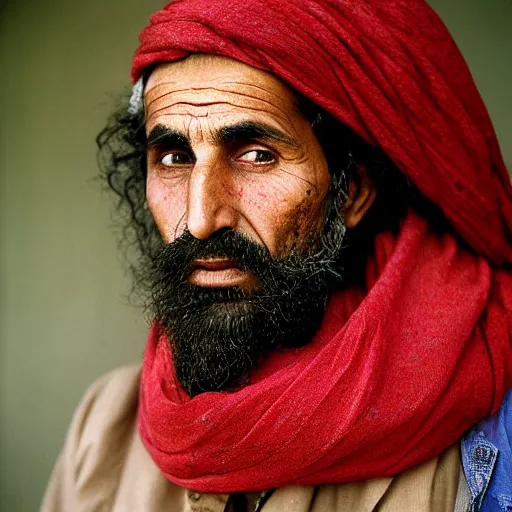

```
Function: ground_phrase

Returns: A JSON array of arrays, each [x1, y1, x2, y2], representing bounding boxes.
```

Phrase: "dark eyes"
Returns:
[[236, 149, 275, 165], [159, 149, 276, 168], [160, 152, 192, 166]]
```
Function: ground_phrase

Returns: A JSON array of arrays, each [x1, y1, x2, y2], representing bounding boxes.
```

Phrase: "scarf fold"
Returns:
[[139, 212, 512, 492], [133, 0, 512, 493]]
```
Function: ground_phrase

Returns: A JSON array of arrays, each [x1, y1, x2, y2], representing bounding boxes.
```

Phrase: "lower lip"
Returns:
[[189, 268, 251, 288]]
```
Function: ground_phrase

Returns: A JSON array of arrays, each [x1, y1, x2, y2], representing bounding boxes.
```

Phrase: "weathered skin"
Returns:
[[144, 54, 374, 288]]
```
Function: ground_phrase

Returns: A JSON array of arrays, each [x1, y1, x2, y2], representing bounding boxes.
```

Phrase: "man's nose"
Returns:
[[186, 162, 239, 240]]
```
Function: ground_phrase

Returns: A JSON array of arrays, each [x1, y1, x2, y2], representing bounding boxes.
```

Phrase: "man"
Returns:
[[43, 0, 512, 510]]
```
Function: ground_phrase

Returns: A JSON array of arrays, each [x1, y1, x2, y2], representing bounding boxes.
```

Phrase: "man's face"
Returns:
[[145, 54, 331, 270], [143, 55, 346, 396]]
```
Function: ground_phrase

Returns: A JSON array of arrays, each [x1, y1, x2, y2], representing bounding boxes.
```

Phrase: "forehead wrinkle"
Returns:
[[186, 115, 205, 145], [149, 100, 289, 117], [199, 116, 218, 145], [146, 85, 290, 110], [146, 101, 298, 141], [145, 79, 290, 104], [145, 91, 290, 118], [145, 85, 297, 125], [218, 81, 297, 107]]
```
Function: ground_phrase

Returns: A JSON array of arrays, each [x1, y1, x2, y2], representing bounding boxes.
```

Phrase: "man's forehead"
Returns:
[[144, 54, 297, 104], [143, 54, 306, 136]]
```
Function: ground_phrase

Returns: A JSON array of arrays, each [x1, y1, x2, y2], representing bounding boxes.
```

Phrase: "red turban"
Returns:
[[132, 0, 512, 265], [132, 0, 512, 492]]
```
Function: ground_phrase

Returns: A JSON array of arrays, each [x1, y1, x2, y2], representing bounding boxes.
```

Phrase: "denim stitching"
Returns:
[[462, 430, 498, 512]]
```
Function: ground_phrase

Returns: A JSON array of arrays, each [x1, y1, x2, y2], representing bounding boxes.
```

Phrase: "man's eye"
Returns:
[[160, 152, 191, 166], [237, 150, 275, 164]]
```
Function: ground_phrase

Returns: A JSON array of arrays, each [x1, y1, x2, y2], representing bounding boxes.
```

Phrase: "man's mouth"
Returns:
[[188, 258, 257, 288]]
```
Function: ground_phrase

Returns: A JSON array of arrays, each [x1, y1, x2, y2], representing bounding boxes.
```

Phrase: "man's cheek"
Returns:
[[147, 178, 188, 243], [278, 197, 323, 253], [238, 188, 301, 256]]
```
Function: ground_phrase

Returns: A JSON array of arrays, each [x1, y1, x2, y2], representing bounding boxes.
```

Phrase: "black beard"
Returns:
[[148, 212, 346, 397]]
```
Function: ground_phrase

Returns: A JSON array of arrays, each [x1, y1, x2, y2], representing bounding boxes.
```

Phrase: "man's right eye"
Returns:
[[160, 152, 192, 166]]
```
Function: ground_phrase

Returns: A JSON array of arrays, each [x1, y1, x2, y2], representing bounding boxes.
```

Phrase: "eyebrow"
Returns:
[[146, 125, 192, 153], [214, 121, 299, 149], [146, 121, 299, 152]]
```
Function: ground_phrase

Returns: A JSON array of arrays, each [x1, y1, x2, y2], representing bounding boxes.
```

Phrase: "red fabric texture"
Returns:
[[132, 0, 512, 266], [140, 213, 512, 491], [133, 0, 512, 492]]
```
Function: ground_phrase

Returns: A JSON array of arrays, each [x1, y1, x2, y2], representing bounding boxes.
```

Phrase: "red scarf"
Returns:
[[134, 0, 512, 492], [140, 213, 512, 491]]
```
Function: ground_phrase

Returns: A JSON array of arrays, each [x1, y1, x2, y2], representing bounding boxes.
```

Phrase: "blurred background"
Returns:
[[0, 0, 511, 510]]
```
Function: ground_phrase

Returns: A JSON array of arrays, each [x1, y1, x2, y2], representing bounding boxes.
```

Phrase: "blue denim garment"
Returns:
[[461, 388, 512, 512]]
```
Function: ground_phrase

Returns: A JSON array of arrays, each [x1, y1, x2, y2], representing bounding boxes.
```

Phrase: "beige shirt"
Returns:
[[42, 365, 468, 512]]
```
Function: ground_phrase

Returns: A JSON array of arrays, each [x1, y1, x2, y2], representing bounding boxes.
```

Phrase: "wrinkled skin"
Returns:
[[143, 54, 377, 395], [145, 54, 333, 288]]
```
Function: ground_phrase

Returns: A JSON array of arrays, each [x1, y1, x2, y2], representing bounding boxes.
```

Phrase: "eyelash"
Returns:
[[159, 151, 192, 166], [155, 146, 278, 169], [235, 148, 276, 165]]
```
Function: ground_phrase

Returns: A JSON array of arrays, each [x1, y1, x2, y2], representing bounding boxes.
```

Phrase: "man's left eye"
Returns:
[[237, 150, 275, 164]]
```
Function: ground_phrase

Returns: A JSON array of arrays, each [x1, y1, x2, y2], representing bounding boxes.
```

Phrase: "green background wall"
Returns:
[[0, 1, 510, 510]]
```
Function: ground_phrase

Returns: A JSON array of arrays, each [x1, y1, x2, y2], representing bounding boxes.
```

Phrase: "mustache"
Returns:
[[148, 224, 345, 396], [157, 228, 277, 281], [149, 227, 335, 396]]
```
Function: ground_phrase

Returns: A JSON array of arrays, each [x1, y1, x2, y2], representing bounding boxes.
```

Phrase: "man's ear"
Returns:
[[344, 165, 377, 229]]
